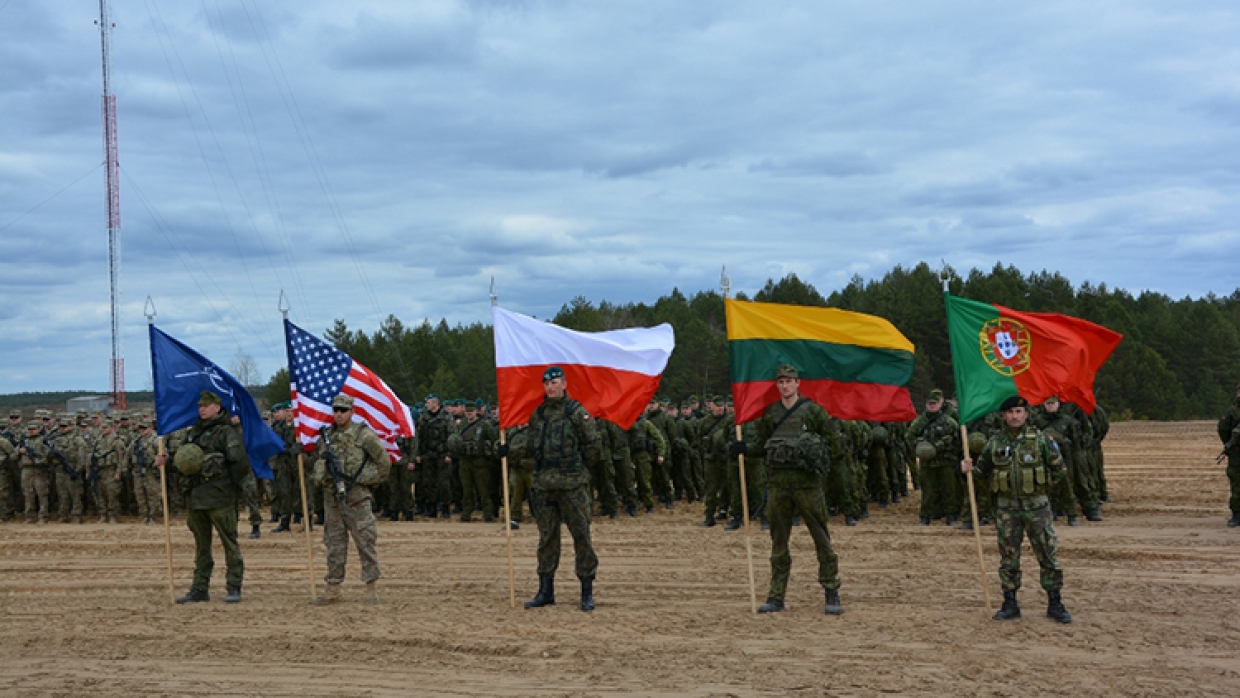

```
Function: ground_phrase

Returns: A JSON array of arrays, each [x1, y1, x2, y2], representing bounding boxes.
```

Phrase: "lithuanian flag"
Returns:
[[945, 294, 1122, 424], [725, 299, 917, 424]]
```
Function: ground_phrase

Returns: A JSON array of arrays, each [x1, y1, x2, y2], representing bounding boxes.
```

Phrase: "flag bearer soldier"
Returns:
[[502, 366, 603, 612], [750, 365, 843, 615], [962, 395, 1072, 623]]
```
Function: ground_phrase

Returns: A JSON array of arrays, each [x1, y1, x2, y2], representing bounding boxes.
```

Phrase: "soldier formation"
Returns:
[[13, 373, 1240, 618]]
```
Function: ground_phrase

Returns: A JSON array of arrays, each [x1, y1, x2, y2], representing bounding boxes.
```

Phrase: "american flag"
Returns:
[[284, 319, 414, 462]]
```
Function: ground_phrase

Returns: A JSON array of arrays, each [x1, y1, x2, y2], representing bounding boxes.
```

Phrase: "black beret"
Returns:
[[999, 395, 1028, 411]]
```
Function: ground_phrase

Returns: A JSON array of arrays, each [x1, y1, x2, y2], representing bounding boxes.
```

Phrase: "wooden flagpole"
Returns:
[[297, 453, 316, 600], [156, 437, 175, 605], [961, 426, 992, 616], [722, 267, 758, 614], [492, 278, 517, 609]]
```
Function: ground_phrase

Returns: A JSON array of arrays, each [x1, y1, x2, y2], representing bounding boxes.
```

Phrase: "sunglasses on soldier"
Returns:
[[332, 407, 351, 413]]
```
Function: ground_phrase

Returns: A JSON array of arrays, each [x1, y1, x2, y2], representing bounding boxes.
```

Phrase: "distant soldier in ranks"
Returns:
[[907, 389, 961, 525], [589, 416, 619, 518], [2, 409, 25, 521], [604, 419, 639, 517], [752, 365, 843, 615], [865, 421, 891, 508], [1088, 402, 1111, 503], [962, 395, 1072, 624], [127, 418, 162, 524], [1218, 381, 1240, 527], [269, 402, 301, 532], [1036, 396, 1097, 525], [958, 411, 1002, 530], [1064, 400, 1102, 521], [506, 423, 536, 525], [17, 420, 52, 523], [628, 410, 667, 513], [647, 398, 676, 508], [92, 417, 127, 523], [883, 422, 908, 503], [823, 417, 858, 526], [724, 418, 766, 530], [49, 414, 89, 523], [452, 400, 497, 522], [674, 401, 700, 502], [116, 412, 139, 516], [698, 396, 732, 527], [386, 433, 417, 522], [415, 394, 453, 519]]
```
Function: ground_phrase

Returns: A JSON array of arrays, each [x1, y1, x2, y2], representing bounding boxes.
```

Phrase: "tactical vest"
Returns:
[[532, 400, 586, 472], [990, 428, 1052, 498], [459, 420, 488, 457], [764, 399, 827, 474]]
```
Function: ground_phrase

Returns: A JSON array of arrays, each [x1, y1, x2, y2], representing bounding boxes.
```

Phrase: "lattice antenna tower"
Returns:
[[96, 0, 125, 409]]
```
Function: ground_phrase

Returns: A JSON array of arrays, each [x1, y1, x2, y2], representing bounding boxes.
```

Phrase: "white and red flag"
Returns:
[[492, 306, 675, 430], [284, 319, 414, 461]]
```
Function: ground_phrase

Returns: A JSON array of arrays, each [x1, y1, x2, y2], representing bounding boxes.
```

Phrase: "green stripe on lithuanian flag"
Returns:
[[725, 299, 917, 423]]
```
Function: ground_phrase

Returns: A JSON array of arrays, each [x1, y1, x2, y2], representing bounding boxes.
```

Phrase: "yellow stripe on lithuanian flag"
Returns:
[[725, 299, 918, 423]]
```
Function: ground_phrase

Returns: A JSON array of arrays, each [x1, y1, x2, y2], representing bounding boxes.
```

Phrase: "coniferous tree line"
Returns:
[[274, 262, 1240, 421]]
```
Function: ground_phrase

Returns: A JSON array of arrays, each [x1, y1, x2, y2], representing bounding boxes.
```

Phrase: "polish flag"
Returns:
[[492, 307, 675, 429]]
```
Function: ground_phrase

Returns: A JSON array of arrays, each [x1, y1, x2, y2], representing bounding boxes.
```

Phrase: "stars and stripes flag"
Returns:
[[283, 319, 414, 462]]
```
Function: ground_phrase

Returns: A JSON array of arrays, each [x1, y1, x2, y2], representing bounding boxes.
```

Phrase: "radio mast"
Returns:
[[97, 0, 125, 410]]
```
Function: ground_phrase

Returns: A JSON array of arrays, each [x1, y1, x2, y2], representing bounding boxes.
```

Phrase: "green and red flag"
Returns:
[[725, 299, 917, 424], [945, 293, 1122, 424]]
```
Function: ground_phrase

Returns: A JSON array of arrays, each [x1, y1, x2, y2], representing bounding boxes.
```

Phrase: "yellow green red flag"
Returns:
[[725, 299, 917, 423]]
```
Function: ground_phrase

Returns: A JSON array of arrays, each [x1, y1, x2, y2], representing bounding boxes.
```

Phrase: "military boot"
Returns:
[[945, 514, 957, 526], [72, 515, 82, 524], [958, 519, 973, 531], [724, 515, 743, 531], [1067, 516, 1079, 526], [364, 580, 379, 604], [1085, 508, 1103, 522], [272, 517, 291, 533], [701, 512, 716, 527], [224, 587, 242, 603], [627, 505, 638, 517], [1046, 590, 1072, 623], [1228, 512, 1240, 528], [59, 515, 70, 523], [524, 575, 555, 609], [824, 589, 843, 616], [311, 583, 342, 606], [757, 598, 785, 613], [176, 588, 210, 604], [845, 515, 857, 526], [580, 577, 595, 612], [249, 524, 261, 539], [292, 513, 303, 524], [993, 590, 1020, 620]]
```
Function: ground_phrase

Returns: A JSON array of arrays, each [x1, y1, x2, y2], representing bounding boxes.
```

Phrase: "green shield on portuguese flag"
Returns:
[[945, 294, 1123, 424]]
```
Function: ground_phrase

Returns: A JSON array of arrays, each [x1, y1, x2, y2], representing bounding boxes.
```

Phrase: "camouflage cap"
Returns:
[[199, 390, 222, 406], [927, 389, 944, 402], [58, 416, 73, 427], [1044, 394, 1060, 404], [138, 419, 153, 430], [90, 410, 104, 417], [543, 366, 565, 381], [680, 401, 692, 409], [710, 395, 725, 404], [332, 394, 354, 409], [26, 420, 41, 430], [75, 409, 88, 417], [9, 409, 21, 418], [776, 364, 799, 380], [118, 411, 131, 421], [261, 410, 272, 420], [36, 409, 52, 419]]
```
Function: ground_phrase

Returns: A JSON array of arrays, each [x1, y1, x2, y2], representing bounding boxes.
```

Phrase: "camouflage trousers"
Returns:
[[532, 482, 598, 579], [612, 454, 638, 510], [133, 472, 163, 520], [960, 472, 994, 522], [919, 464, 959, 520], [238, 472, 262, 526], [866, 447, 889, 503], [459, 456, 495, 521], [703, 456, 727, 516], [55, 469, 85, 518], [95, 467, 123, 518], [187, 505, 244, 592], [21, 467, 51, 521], [508, 462, 534, 521], [651, 453, 673, 504], [671, 451, 696, 501], [995, 497, 1062, 593], [386, 461, 414, 516], [1070, 450, 1100, 513], [273, 460, 301, 518], [587, 454, 617, 514], [823, 457, 858, 517], [632, 452, 656, 509], [1227, 455, 1240, 514], [728, 456, 766, 519], [322, 485, 380, 585], [766, 469, 840, 601], [1089, 444, 1108, 501]]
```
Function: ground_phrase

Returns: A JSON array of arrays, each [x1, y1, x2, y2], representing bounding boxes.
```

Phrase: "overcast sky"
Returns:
[[3, 0, 1239, 394]]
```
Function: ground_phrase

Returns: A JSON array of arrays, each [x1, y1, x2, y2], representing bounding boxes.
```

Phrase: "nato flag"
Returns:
[[149, 324, 280, 479]]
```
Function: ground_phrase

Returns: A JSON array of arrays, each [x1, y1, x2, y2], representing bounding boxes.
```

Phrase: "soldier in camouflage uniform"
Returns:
[[963, 395, 1072, 623], [603, 418, 640, 517], [505, 423, 536, 523], [628, 412, 667, 513], [269, 402, 302, 532], [823, 417, 858, 525], [48, 415, 89, 523], [92, 417, 127, 523], [1088, 402, 1111, 503], [646, 399, 676, 508], [415, 394, 453, 519], [752, 365, 843, 615], [698, 396, 733, 527], [725, 420, 766, 530], [589, 416, 618, 518], [387, 433, 417, 522], [1218, 381, 1240, 527], [126, 419, 163, 524], [311, 394, 390, 605], [17, 421, 52, 523], [906, 389, 960, 525], [1036, 396, 1100, 524], [958, 411, 1002, 530], [452, 401, 498, 523], [168, 391, 251, 604], [2, 409, 24, 521], [510, 366, 602, 612]]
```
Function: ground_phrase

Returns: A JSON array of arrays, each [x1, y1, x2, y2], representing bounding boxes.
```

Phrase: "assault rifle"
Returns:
[[134, 437, 148, 477], [318, 426, 360, 522], [88, 452, 101, 498], [44, 436, 80, 481]]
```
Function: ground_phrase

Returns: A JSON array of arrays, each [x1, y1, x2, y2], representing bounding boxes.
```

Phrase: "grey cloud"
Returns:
[[327, 12, 481, 71], [749, 153, 888, 178]]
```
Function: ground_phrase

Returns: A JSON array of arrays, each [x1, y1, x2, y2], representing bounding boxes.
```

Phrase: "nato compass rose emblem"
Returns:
[[979, 318, 1032, 376]]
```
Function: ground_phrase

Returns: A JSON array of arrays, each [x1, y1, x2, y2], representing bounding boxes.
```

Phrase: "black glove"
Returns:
[[729, 440, 747, 457], [496, 443, 510, 459]]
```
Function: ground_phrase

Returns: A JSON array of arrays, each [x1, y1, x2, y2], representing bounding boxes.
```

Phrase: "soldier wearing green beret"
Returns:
[[963, 395, 1071, 623], [168, 390, 252, 604], [415, 394, 454, 519], [698, 396, 733, 527]]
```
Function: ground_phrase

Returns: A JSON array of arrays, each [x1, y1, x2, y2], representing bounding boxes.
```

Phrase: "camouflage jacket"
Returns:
[[975, 424, 1065, 499], [125, 432, 160, 477], [451, 416, 497, 458], [906, 410, 960, 468], [91, 432, 127, 471], [417, 409, 454, 456], [182, 411, 251, 511], [47, 430, 89, 475], [520, 395, 601, 490], [313, 420, 390, 490]]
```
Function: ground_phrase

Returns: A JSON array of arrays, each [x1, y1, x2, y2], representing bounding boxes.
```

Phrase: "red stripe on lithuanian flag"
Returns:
[[945, 294, 1122, 424], [725, 299, 917, 424]]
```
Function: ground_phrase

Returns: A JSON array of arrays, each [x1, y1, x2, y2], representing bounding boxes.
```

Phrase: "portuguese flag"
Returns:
[[726, 299, 917, 424], [945, 293, 1122, 424]]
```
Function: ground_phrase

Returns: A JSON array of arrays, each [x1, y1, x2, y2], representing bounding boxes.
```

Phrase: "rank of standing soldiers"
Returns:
[[0, 388, 1121, 531]]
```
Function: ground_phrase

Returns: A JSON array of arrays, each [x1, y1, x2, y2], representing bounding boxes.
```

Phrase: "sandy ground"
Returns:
[[2, 420, 1238, 697]]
